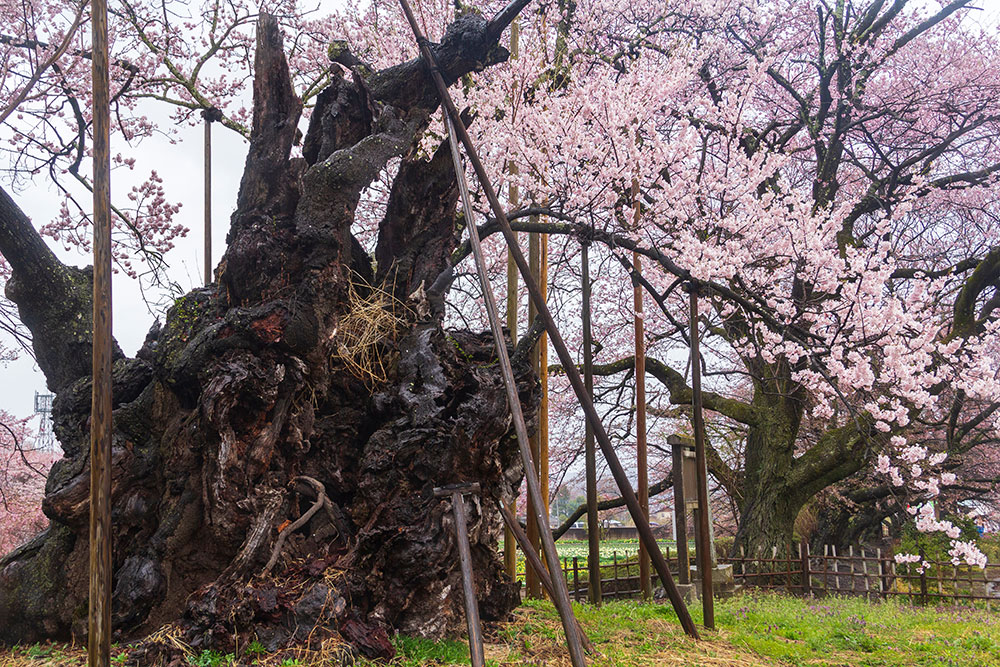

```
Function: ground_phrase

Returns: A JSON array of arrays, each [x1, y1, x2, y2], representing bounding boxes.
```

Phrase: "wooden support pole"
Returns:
[[632, 177, 650, 599], [690, 288, 714, 629], [435, 484, 485, 667], [503, 19, 520, 581], [582, 242, 601, 605], [540, 231, 549, 522], [499, 505, 595, 653], [89, 0, 113, 663], [526, 229, 542, 599], [441, 111, 588, 666], [401, 1, 699, 637]]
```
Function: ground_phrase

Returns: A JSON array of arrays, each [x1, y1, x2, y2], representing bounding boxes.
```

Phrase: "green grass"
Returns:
[[368, 594, 1000, 666], [710, 591, 1000, 666], [5, 593, 1000, 665]]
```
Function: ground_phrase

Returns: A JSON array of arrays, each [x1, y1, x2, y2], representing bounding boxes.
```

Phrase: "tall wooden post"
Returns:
[[690, 288, 715, 629], [632, 180, 651, 599], [525, 224, 549, 598], [582, 242, 601, 605], [502, 20, 520, 580], [503, 221, 519, 581], [89, 0, 113, 663], [402, 8, 700, 634], [539, 232, 549, 519]]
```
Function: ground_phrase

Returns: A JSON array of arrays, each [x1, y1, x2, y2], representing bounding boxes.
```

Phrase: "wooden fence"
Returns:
[[514, 544, 1000, 606], [515, 551, 660, 602], [721, 543, 1000, 607]]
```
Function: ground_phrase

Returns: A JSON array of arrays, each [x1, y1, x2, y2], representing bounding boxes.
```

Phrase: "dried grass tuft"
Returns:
[[330, 280, 411, 386], [144, 622, 193, 659]]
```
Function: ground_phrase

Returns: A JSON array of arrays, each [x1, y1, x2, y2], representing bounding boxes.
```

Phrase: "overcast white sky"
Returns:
[[2, 106, 250, 435]]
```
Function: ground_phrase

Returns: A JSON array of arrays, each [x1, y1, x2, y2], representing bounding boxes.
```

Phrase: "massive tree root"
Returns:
[[0, 8, 530, 662]]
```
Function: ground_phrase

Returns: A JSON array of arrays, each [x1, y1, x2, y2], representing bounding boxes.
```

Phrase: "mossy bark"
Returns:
[[0, 12, 527, 662]]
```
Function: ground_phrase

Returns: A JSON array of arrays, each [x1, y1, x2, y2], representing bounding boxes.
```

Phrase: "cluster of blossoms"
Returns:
[[0, 412, 53, 554]]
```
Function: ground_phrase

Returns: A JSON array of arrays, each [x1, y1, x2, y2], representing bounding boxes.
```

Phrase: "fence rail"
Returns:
[[515, 550, 666, 602], [513, 543, 1000, 606], [721, 542, 1000, 607]]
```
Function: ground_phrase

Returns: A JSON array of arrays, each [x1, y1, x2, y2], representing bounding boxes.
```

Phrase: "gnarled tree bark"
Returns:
[[0, 8, 530, 663]]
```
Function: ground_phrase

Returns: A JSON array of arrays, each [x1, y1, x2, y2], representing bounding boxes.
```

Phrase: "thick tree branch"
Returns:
[[374, 137, 460, 301], [552, 354, 758, 425], [786, 416, 873, 499], [368, 9, 517, 112], [951, 247, 1000, 339], [0, 186, 121, 392], [550, 475, 673, 540]]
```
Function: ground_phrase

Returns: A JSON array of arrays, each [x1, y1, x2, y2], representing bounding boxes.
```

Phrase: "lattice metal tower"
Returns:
[[34, 391, 56, 451]]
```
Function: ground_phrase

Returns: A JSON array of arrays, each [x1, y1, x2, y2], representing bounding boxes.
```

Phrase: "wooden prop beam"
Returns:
[[202, 108, 221, 285], [396, 0, 699, 639], [499, 505, 595, 653], [434, 483, 486, 667], [632, 179, 651, 600], [89, 0, 113, 664], [526, 231, 542, 599], [503, 20, 520, 579], [582, 242, 601, 605], [441, 110, 588, 667]]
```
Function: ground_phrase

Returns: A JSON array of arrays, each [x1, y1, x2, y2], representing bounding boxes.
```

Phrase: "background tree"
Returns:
[[444, 0, 1000, 559]]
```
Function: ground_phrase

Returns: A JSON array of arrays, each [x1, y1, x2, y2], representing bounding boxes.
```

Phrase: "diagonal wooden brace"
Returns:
[[434, 483, 485, 667]]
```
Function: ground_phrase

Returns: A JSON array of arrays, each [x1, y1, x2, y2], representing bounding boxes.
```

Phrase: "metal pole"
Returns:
[[89, 0, 113, 663], [690, 288, 715, 629], [203, 112, 212, 286], [582, 242, 601, 605], [442, 112, 588, 667], [396, 1, 698, 636]]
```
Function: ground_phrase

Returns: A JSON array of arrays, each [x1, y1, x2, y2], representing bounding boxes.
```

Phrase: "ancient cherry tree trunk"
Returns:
[[0, 9, 531, 661]]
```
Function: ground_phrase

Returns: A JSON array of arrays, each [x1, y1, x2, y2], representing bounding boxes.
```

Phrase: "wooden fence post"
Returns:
[[611, 550, 619, 600], [801, 541, 811, 597], [879, 548, 890, 599], [573, 557, 581, 603], [848, 546, 855, 594], [822, 545, 829, 595]]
